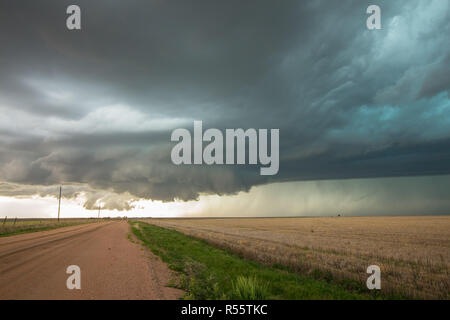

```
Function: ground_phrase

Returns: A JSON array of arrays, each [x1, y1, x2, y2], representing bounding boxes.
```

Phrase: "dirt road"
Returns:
[[0, 221, 182, 299]]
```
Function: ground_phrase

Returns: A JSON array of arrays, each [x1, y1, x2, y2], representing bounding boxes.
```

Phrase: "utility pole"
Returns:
[[57, 186, 62, 223], [98, 205, 101, 220]]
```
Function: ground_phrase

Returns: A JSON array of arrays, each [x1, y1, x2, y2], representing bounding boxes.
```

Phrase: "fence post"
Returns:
[[13, 217, 17, 226], [2, 216, 7, 227]]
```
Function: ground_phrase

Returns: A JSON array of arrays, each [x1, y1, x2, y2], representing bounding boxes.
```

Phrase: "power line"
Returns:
[[57, 186, 62, 223]]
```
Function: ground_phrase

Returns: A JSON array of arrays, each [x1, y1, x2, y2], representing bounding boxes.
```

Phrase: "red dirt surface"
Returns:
[[0, 221, 182, 300]]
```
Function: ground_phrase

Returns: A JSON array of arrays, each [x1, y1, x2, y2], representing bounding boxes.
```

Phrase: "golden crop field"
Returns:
[[141, 216, 450, 299], [0, 218, 100, 237]]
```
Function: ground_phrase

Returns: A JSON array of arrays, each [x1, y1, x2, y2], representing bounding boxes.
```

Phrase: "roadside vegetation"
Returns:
[[130, 220, 393, 300], [0, 218, 104, 237]]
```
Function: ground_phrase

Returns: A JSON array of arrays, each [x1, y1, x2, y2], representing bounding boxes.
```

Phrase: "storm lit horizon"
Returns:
[[1, 174, 449, 218]]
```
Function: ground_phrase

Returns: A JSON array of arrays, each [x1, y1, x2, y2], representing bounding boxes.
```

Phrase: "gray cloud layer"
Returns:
[[0, 0, 449, 209]]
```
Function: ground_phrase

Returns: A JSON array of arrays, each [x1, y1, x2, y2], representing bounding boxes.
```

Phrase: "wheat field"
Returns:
[[141, 216, 450, 299], [0, 218, 99, 236]]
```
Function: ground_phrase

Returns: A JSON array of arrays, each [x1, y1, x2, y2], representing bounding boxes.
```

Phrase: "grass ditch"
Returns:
[[130, 220, 391, 300]]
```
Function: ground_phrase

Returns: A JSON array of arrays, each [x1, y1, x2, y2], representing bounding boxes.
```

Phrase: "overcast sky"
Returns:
[[0, 0, 449, 217]]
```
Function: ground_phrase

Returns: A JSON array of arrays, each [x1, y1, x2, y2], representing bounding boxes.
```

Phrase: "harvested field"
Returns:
[[141, 216, 450, 299], [0, 218, 100, 237]]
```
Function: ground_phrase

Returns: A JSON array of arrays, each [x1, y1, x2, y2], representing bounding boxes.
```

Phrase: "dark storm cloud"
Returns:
[[0, 182, 136, 210], [0, 0, 449, 209]]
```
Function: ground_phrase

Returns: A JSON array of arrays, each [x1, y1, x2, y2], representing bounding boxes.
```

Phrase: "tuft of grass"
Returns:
[[179, 260, 224, 299], [230, 276, 269, 300], [130, 221, 380, 300]]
